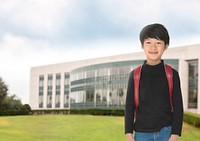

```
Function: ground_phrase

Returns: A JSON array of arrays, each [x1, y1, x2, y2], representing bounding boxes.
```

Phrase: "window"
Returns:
[[38, 75, 44, 108], [64, 72, 70, 108], [188, 60, 198, 108], [47, 95, 52, 108], [47, 74, 53, 108], [55, 94, 60, 108], [39, 95, 43, 108]]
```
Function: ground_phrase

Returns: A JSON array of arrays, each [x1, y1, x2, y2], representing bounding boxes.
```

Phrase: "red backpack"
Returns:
[[133, 64, 173, 116]]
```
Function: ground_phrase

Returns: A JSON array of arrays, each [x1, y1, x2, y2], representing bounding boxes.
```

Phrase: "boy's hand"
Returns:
[[168, 134, 179, 141], [126, 133, 135, 141]]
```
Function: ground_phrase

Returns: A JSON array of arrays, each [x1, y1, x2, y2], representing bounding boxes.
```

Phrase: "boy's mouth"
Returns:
[[149, 51, 158, 54]]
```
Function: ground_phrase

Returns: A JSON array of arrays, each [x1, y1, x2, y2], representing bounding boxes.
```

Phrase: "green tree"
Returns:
[[0, 77, 8, 109], [2, 95, 23, 110], [0, 77, 30, 115]]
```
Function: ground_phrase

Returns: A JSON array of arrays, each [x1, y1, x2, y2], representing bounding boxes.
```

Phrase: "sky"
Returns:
[[0, 0, 200, 104]]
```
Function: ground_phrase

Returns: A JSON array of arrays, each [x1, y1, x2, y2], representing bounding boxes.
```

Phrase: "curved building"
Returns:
[[30, 44, 200, 114]]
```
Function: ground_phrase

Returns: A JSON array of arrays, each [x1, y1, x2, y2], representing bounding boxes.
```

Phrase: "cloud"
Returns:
[[1, 0, 199, 43], [0, 33, 61, 103], [59, 0, 200, 43], [0, 0, 71, 36]]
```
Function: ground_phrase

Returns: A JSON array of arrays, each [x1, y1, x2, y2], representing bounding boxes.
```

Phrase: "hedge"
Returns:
[[31, 109, 70, 115], [70, 108, 124, 116], [0, 110, 30, 116], [31, 108, 124, 116], [183, 112, 200, 128]]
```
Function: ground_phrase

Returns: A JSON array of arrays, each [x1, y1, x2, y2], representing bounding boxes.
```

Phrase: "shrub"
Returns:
[[31, 108, 124, 116], [183, 112, 200, 128], [0, 104, 32, 116], [70, 108, 124, 116], [0, 110, 27, 116], [31, 109, 70, 115]]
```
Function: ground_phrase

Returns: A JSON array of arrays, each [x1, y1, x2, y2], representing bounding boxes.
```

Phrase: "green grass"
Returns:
[[0, 115, 200, 141], [180, 122, 200, 141], [0, 115, 124, 141]]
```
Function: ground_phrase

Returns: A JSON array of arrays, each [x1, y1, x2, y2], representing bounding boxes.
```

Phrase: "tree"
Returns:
[[0, 77, 8, 109], [0, 77, 30, 115], [1, 94, 23, 110]]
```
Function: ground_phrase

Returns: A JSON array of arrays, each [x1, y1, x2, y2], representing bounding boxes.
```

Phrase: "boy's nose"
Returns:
[[150, 43, 157, 49]]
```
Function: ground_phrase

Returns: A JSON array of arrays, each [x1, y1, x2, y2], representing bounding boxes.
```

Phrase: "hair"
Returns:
[[139, 23, 170, 46]]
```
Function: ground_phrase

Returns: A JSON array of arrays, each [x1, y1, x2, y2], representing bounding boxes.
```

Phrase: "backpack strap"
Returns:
[[164, 64, 173, 112], [133, 65, 142, 116]]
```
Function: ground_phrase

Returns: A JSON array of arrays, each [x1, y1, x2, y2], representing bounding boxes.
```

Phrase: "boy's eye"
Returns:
[[145, 41, 151, 44]]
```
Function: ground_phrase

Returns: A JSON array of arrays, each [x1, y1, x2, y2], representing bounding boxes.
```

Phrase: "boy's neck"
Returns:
[[146, 60, 162, 66]]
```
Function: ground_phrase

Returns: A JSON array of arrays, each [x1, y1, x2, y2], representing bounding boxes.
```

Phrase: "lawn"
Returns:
[[0, 115, 199, 141]]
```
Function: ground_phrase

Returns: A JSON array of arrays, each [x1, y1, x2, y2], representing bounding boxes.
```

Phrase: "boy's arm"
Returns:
[[125, 71, 135, 134], [171, 70, 183, 136]]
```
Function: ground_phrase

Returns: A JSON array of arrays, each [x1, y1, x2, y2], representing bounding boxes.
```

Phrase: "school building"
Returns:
[[30, 44, 200, 114]]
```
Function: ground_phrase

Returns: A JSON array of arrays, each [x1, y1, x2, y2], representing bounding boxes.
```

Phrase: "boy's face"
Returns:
[[142, 38, 168, 65]]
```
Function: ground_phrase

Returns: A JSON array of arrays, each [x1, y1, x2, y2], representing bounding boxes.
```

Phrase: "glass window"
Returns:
[[55, 94, 60, 108], [188, 60, 198, 108], [69, 59, 179, 109], [56, 73, 61, 85], [38, 75, 44, 108], [48, 74, 53, 86], [64, 93, 69, 108], [39, 75, 44, 86], [39, 95, 43, 108], [65, 73, 70, 79], [47, 95, 52, 108]]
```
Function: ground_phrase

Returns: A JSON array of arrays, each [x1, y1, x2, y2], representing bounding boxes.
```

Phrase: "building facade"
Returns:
[[30, 44, 200, 114]]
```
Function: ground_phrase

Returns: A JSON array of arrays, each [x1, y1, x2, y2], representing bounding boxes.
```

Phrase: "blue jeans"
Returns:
[[134, 126, 172, 141]]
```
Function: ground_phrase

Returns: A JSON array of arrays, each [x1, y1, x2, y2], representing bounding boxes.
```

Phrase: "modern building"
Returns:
[[30, 44, 200, 114]]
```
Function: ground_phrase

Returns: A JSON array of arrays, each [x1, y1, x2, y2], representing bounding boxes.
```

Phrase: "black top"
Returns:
[[125, 60, 183, 136]]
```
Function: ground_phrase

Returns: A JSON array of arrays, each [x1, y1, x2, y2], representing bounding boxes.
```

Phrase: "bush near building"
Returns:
[[31, 108, 124, 116], [70, 108, 124, 116], [184, 112, 200, 128], [0, 104, 32, 116]]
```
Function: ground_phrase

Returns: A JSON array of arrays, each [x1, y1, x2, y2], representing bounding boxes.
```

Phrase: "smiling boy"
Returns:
[[125, 23, 183, 141]]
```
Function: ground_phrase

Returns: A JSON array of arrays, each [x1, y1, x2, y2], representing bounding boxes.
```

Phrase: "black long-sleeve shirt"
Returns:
[[125, 60, 183, 136]]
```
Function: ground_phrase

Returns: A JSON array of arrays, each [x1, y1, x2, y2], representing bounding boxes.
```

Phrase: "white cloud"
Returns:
[[0, 0, 71, 35], [0, 33, 62, 103]]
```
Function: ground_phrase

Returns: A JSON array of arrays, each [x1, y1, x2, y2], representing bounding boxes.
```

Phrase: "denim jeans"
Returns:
[[134, 126, 172, 141]]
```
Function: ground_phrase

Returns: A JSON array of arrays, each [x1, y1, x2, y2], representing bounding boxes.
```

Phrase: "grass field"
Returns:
[[0, 115, 200, 141]]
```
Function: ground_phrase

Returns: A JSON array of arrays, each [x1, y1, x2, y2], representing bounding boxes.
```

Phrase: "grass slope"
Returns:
[[0, 115, 124, 141], [0, 115, 200, 141]]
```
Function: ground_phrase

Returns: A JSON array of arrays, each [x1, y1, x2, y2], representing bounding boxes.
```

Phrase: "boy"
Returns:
[[125, 23, 183, 141]]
